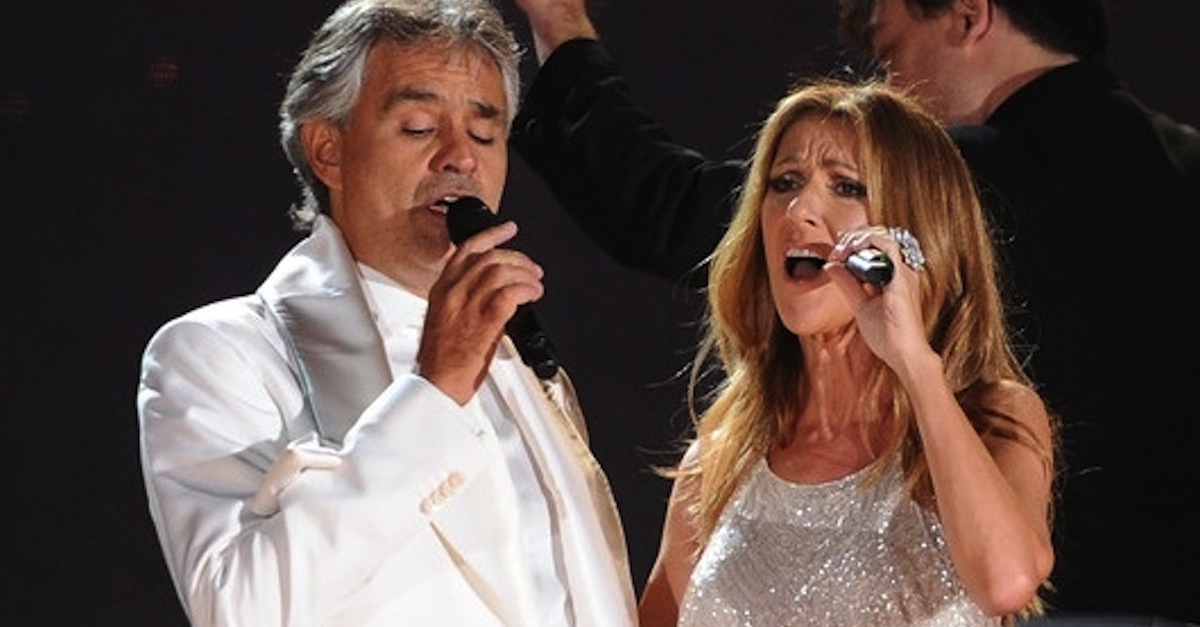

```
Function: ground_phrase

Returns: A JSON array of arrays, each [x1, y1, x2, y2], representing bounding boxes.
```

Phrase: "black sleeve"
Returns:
[[511, 39, 746, 285]]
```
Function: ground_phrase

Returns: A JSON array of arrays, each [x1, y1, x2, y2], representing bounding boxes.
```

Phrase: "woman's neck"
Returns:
[[770, 333, 891, 482]]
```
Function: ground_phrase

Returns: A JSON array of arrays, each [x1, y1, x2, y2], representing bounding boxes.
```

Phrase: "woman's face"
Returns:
[[760, 114, 871, 337]]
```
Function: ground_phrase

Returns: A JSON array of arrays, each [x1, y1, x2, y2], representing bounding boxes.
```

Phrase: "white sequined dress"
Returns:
[[679, 457, 999, 626]]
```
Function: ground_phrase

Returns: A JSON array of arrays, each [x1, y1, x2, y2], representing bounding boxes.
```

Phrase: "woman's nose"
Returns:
[[784, 193, 821, 227]]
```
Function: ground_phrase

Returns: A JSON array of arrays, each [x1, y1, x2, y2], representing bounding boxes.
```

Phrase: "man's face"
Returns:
[[310, 38, 509, 293], [866, 0, 968, 124]]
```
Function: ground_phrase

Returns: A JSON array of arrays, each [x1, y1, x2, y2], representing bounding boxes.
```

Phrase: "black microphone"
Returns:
[[845, 248, 894, 287], [443, 196, 560, 379]]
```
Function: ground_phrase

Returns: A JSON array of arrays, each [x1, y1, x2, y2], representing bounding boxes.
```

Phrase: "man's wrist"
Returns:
[[530, 10, 598, 63]]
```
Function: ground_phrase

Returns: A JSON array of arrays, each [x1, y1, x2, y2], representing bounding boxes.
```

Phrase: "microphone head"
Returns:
[[444, 196, 502, 245], [845, 248, 894, 287], [441, 195, 560, 379]]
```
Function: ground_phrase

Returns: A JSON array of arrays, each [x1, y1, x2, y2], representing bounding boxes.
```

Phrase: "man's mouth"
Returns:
[[429, 196, 460, 215]]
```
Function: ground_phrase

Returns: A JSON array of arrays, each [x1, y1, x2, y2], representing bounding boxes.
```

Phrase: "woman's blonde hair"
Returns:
[[684, 80, 1054, 612]]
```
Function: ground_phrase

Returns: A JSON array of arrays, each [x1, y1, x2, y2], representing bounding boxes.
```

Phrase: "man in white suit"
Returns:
[[136, 1, 637, 625]]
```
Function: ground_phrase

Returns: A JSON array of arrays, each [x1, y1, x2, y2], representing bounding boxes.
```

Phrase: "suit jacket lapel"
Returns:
[[257, 216, 392, 445], [487, 341, 636, 623]]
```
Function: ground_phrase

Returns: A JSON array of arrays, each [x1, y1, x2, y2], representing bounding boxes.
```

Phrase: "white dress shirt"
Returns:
[[359, 263, 572, 625]]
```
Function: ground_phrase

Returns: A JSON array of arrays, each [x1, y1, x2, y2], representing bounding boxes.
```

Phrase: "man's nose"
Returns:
[[432, 128, 478, 173]]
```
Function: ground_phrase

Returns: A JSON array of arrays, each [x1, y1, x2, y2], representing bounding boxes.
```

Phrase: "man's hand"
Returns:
[[510, 0, 598, 63], [417, 221, 544, 404]]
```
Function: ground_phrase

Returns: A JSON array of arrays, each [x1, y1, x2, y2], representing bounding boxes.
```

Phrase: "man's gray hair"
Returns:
[[278, 0, 522, 229]]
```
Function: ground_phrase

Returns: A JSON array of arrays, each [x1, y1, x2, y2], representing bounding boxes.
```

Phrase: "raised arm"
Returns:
[[509, 20, 744, 283], [138, 310, 496, 626], [912, 362, 1055, 615], [511, 0, 597, 63], [829, 235, 1056, 617]]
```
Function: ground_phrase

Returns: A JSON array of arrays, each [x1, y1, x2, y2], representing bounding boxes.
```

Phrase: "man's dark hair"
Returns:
[[837, 0, 1110, 62]]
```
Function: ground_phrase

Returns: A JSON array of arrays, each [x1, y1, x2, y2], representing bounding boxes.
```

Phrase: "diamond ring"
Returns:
[[888, 227, 926, 272]]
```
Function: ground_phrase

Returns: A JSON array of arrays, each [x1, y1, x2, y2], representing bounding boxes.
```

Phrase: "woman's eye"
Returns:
[[833, 179, 867, 198], [767, 174, 801, 194]]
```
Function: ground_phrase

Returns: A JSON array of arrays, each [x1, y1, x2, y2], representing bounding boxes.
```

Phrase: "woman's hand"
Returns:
[[824, 225, 931, 372]]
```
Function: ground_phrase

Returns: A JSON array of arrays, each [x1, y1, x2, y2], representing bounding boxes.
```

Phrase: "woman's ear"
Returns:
[[300, 120, 343, 191]]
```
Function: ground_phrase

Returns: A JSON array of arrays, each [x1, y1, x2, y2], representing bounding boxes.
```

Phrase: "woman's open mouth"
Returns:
[[785, 250, 826, 281]]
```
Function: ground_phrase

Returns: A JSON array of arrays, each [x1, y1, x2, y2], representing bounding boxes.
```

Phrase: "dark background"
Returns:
[[2, 1, 1196, 624]]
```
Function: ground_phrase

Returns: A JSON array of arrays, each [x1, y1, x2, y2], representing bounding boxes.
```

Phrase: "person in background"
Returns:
[[508, 0, 1200, 621], [638, 79, 1056, 627], [136, 1, 637, 625]]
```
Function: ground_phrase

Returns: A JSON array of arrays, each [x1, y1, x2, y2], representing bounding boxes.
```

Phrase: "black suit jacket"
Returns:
[[511, 39, 1200, 623]]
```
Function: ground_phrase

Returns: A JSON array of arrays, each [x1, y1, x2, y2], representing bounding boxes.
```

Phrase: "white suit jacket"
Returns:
[[137, 216, 637, 627]]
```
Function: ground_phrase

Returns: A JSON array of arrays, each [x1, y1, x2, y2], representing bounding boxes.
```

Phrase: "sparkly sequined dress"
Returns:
[[679, 457, 998, 626]]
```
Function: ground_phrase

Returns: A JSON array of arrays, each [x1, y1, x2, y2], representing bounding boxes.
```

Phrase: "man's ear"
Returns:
[[951, 0, 992, 45], [300, 120, 343, 191]]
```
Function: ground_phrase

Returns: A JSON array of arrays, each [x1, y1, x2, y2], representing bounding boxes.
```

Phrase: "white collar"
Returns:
[[356, 262, 427, 331]]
